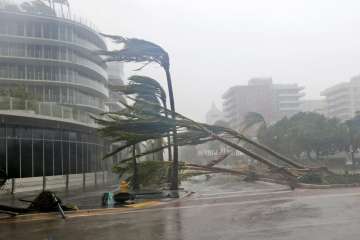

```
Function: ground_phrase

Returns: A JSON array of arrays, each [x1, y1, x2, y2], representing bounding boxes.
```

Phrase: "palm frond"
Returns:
[[98, 34, 169, 69]]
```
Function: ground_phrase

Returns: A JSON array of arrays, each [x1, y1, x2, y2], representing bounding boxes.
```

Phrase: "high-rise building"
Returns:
[[321, 75, 360, 121], [222, 78, 304, 127], [0, 3, 117, 179]]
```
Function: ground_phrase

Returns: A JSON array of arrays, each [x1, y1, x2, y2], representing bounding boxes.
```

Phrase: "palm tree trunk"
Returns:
[[160, 99, 173, 163], [231, 132, 306, 169], [132, 145, 139, 191], [164, 67, 179, 190]]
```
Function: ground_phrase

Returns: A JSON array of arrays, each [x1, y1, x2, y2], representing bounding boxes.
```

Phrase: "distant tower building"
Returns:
[[223, 78, 304, 128], [321, 75, 360, 121], [205, 102, 223, 124]]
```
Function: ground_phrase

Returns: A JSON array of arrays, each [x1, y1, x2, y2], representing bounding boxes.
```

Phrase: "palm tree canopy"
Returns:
[[98, 34, 170, 69], [112, 75, 167, 108]]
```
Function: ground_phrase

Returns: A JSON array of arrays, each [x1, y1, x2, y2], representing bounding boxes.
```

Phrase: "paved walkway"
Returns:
[[0, 184, 118, 210]]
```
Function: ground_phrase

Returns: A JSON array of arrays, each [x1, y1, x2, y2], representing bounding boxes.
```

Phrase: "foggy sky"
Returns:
[[70, 0, 360, 121]]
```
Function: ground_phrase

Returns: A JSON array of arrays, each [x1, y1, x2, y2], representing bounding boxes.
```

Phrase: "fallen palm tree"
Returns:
[[95, 99, 308, 188], [185, 163, 252, 176]]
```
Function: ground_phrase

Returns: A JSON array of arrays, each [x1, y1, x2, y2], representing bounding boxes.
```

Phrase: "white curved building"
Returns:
[[0, 3, 115, 180]]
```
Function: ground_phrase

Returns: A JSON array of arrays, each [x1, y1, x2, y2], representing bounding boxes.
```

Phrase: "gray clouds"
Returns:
[[70, 0, 360, 120]]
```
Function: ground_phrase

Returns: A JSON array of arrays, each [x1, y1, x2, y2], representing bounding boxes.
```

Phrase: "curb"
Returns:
[[0, 191, 194, 223], [298, 183, 360, 189], [0, 201, 161, 223], [258, 177, 360, 189]]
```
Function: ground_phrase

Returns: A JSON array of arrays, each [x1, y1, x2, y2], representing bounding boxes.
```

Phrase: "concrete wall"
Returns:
[[0, 172, 117, 195]]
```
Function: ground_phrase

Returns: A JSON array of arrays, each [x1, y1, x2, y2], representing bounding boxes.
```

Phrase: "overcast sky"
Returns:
[[69, 0, 360, 121]]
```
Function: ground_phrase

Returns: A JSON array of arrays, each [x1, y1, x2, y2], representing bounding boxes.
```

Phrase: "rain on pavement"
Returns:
[[1, 174, 360, 240]]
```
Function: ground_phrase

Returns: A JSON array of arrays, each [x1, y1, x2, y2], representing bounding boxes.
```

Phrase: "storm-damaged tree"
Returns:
[[96, 34, 180, 190], [95, 99, 309, 190], [101, 75, 170, 190]]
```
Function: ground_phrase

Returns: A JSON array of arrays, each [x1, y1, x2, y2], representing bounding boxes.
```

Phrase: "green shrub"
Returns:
[[113, 161, 184, 190], [298, 172, 323, 184]]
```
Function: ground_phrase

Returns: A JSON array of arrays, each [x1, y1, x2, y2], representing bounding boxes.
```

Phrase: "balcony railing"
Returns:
[[0, 7, 101, 40], [0, 96, 98, 127], [0, 52, 108, 82]]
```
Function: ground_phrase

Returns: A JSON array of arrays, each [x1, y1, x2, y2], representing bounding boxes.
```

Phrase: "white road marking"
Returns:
[[198, 188, 289, 197], [192, 190, 293, 201]]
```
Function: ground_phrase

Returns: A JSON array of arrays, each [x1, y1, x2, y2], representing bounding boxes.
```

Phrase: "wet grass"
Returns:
[[299, 172, 360, 185]]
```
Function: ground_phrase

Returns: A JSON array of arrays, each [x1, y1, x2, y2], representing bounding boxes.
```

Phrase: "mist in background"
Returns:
[[69, 0, 360, 121]]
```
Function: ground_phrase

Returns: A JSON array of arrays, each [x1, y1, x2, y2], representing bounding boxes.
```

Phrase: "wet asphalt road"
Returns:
[[2, 174, 360, 240]]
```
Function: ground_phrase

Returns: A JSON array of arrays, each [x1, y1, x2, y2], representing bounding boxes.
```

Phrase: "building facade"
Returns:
[[0, 4, 114, 179], [321, 75, 360, 121], [222, 78, 304, 127], [106, 62, 125, 112]]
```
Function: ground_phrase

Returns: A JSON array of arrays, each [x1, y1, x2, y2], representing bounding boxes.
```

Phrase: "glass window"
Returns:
[[68, 49, 74, 61], [44, 46, 51, 59], [45, 140, 53, 176], [7, 138, 20, 178], [61, 87, 67, 103], [15, 127, 31, 139], [59, 25, 66, 41], [76, 143, 83, 174], [43, 23, 51, 39], [53, 67, 59, 81], [0, 64, 9, 78], [21, 139, 33, 177], [34, 23, 41, 38], [18, 65, 25, 79], [50, 23, 59, 39], [33, 138, 43, 177], [54, 139, 62, 175], [0, 23, 6, 35], [26, 22, 34, 37], [35, 66, 43, 80], [44, 66, 51, 80], [7, 22, 17, 35], [52, 87, 60, 102], [68, 88, 74, 104], [0, 126, 6, 173], [16, 22, 25, 36], [61, 47, 67, 60], [70, 142, 77, 174], [60, 67, 66, 81], [63, 140, 70, 175], [67, 27, 73, 42], [0, 42, 9, 56], [32, 128, 43, 140], [27, 65, 35, 80]]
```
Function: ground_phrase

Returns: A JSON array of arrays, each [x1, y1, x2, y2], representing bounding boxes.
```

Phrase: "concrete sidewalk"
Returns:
[[0, 183, 118, 210]]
